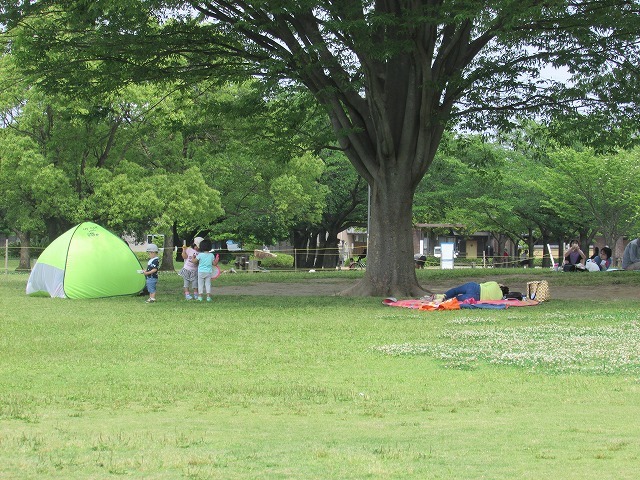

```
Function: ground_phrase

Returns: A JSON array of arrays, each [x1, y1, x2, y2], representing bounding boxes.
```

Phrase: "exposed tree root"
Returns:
[[337, 278, 429, 298]]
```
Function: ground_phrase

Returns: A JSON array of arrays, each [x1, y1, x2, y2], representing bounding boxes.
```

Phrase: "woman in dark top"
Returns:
[[563, 239, 586, 271]]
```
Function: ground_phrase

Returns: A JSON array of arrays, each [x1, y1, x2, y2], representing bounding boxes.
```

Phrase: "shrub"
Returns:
[[255, 253, 294, 269], [134, 251, 163, 264]]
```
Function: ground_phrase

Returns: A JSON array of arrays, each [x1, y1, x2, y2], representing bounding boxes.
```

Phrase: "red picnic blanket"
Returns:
[[382, 297, 461, 310]]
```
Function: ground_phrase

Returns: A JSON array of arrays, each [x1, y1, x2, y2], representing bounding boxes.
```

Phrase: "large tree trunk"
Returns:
[[494, 235, 508, 268], [16, 230, 31, 271], [339, 178, 426, 298], [306, 230, 318, 268], [159, 229, 174, 271], [320, 228, 340, 269], [540, 232, 551, 268], [292, 229, 309, 269], [557, 236, 565, 267], [526, 228, 535, 268]]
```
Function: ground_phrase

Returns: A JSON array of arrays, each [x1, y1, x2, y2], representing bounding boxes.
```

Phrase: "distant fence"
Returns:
[[3, 241, 562, 277]]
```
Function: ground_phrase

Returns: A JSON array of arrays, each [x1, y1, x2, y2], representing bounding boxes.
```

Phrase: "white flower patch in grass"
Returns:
[[448, 316, 498, 325], [375, 321, 640, 375], [537, 312, 623, 322], [374, 313, 427, 320]]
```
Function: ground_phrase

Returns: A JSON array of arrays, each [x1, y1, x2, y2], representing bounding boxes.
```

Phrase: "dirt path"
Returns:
[[214, 278, 639, 300]]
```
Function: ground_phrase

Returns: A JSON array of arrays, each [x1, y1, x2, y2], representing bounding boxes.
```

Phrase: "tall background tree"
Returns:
[[538, 147, 640, 251], [0, 46, 337, 268], [3, 1, 640, 295], [0, 55, 225, 268]]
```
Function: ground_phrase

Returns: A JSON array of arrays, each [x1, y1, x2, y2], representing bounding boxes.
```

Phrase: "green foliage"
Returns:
[[536, 147, 640, 245], [133, 250, 163, 264], [414, 129, 640, 253], [270, 153, 328, 226], [81, 164, 157, 234], [254, 253, 294, 269], [153, 166, 224, 234], [415, 134, 531, 241], [7, 2, 640, 137], [318, 148, 368, 228], [0, 132, 75, 235]]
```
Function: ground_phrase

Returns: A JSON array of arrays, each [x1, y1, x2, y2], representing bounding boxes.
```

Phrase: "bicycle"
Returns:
[[348, 257, 366, 270]]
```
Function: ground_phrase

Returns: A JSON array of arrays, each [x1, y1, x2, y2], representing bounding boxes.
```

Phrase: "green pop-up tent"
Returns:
[[26, 222, 145, 299]]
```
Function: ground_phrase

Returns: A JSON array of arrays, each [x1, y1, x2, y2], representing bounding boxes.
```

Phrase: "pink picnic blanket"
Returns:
[[382, 297, 539, 310]]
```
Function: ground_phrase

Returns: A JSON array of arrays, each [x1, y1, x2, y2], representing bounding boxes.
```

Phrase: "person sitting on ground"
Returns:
[[586, 246, 602, 272], [598, 246, 613, 271], [426, 281, 509, 303], [622, 236, 640, 270], [563, 239, 586, 271]]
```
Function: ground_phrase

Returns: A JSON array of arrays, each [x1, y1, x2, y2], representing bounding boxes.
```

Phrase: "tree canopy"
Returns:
[[0, 46, 345, 268]]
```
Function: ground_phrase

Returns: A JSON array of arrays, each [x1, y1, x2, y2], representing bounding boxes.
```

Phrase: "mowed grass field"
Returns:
[[1, 267, 639, 479]]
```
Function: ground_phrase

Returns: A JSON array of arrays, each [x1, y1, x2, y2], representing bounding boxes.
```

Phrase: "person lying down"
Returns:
[[423, 281, 509, 302]]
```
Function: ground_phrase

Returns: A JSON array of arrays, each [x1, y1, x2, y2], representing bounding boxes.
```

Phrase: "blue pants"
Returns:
[[444, 282, 480, 302], [146, 277, 158, 294]]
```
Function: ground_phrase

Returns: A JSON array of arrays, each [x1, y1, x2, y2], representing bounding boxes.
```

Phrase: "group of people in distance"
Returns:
[[428, 237, 640, 303], [562, 240, 612, 272], [141, 236, 220, 303], [563, 236, 640, 272]]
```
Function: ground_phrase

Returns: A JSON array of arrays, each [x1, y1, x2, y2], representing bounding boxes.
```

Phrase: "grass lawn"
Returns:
[[1, 268, 639, 479]]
